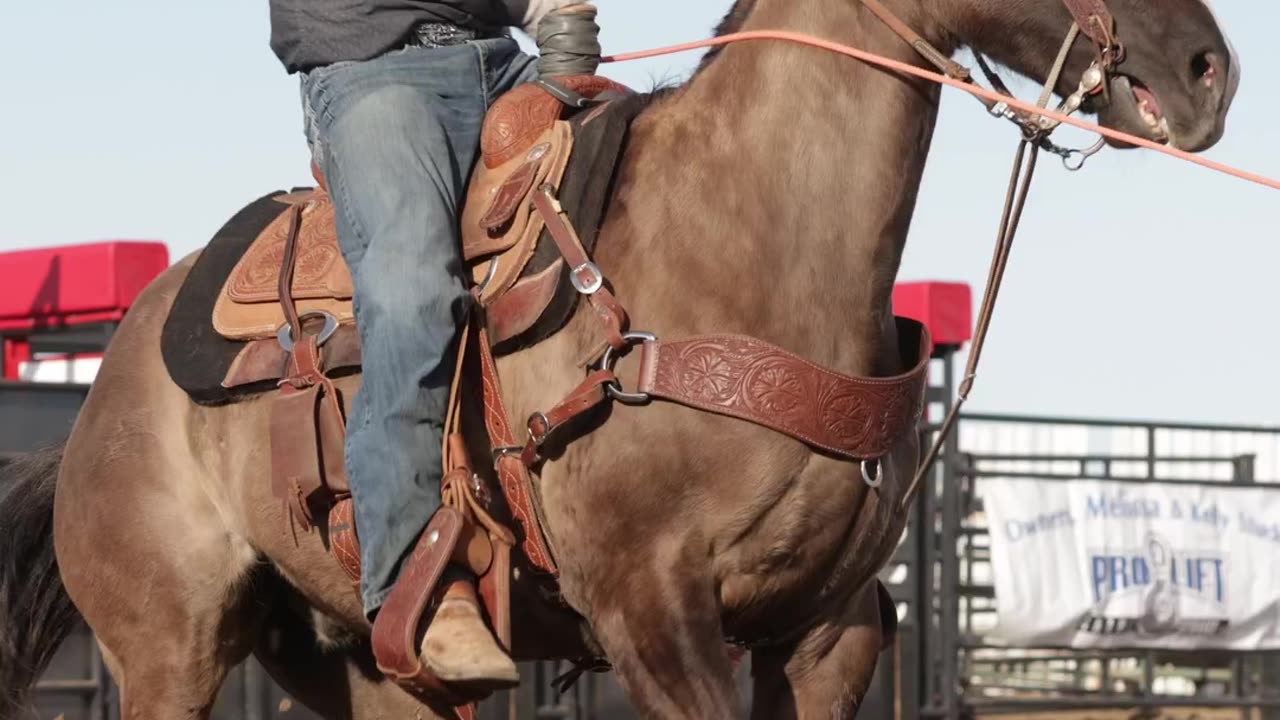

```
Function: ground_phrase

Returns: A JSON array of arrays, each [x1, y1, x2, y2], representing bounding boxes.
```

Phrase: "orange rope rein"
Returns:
[[602, 30, 1280, 192]]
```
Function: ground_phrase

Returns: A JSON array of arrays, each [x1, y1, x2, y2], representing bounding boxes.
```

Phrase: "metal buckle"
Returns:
[[570, 262, 604, 295], [277, 311, 339, 352], [598, 332, 657, 405], [491, 446, 523, 464], [527, 411, 551, 446]]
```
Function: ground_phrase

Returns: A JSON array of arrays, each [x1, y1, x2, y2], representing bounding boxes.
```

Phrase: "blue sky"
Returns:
[[1, 2, 1275, 425]]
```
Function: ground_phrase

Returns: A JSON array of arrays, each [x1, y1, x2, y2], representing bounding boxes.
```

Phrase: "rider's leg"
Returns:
[[300, 36, 534, 680]]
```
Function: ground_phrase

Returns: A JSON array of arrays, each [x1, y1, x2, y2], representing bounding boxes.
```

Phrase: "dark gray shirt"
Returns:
[[269, 0, 543, 73]]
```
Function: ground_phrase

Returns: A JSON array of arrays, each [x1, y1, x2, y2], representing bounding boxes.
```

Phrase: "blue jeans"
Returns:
[[300, 37, 538, 617]]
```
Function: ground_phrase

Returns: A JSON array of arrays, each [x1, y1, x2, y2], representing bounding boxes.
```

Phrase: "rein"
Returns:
[[594, 3, 1280, 513]]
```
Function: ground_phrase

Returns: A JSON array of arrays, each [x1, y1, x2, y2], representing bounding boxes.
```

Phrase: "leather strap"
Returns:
[[1060, 0, 1116, 49], [858, 0, 971, 81], [276, 200, 306, 342], [521, 369, 617, 466], [329, 498, 362, 589], [635, 318, 932, 461], [477, 323, 561, 575], [531, 186, 628, 349]]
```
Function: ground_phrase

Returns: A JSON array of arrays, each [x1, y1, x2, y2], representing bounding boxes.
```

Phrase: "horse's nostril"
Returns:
[[1191, 51, 1216, 87]]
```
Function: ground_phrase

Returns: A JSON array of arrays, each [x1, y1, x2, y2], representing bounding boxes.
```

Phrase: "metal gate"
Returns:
[[890, 405, 1280, 718]]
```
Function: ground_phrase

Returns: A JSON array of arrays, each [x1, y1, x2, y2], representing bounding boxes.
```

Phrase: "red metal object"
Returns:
[[3, 337, 32, 380], [0, 241, 169, 331], [893, 281, 972, 349]]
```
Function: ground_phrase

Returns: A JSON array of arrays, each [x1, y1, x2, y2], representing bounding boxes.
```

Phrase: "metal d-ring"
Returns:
[[598, 331, 657, 405], [861, 459, 882, 489], [277, 311, 339, 352]]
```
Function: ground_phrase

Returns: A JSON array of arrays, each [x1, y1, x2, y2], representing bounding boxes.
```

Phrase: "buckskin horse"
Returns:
[[0, 0, 1238, 718]]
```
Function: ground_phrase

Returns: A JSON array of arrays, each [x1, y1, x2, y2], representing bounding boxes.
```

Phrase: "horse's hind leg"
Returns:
[[748, 581, 892, 720], [54, 417, 267, 716], [58, 467, 266, 718], [578, 555, 741, 719]]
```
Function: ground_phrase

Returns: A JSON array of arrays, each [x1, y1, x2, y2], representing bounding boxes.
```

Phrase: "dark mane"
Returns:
[[640, 0, 759, 105], [697, 0, 759, 72]]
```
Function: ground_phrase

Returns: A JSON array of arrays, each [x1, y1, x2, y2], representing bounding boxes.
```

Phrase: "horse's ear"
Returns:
[[876, 580, 899, 652]]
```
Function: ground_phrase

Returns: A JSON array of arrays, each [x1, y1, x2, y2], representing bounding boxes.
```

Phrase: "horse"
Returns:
[[0, 0, 1238, 717]]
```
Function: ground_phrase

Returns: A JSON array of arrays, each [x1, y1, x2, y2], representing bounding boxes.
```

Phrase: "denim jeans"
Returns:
[[300, 37, 538, 617]]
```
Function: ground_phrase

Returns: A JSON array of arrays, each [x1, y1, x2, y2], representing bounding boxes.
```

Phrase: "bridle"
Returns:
[[855, 0, 1129, 510], [861, 0, 1125, 168]]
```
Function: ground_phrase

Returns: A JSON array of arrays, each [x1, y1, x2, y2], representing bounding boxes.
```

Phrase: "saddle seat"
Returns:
[[210, 74, 630, 352]]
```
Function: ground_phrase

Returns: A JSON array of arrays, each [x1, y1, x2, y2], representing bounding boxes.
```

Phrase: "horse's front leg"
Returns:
[[749, 581, 893, 720], [580, 548, 742, 719]]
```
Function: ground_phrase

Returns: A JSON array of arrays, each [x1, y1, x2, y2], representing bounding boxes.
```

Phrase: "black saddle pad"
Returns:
[[161, 192, 291, 406]]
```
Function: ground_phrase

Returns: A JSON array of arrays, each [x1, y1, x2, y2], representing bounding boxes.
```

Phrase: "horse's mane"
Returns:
[[640, 0, 758, 104], [697, 0, 759, 72]]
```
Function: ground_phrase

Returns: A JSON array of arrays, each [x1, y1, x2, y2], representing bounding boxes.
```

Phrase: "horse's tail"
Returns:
[[0, 446, 80, 718]]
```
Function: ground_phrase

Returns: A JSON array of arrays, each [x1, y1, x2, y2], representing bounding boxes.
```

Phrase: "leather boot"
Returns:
[[419, 577, 519, 690]]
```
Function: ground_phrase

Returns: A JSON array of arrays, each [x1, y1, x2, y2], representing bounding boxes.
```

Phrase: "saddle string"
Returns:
[[277, 202, 306, 343]]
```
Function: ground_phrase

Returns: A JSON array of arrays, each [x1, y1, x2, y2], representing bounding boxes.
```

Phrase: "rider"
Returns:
[[268, 0, 595, 688]]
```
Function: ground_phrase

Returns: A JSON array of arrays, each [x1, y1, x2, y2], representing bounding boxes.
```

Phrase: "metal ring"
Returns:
[[598, 331, 657, 405], [527, 411, 551, 445], [861, 459, 882, 489], [277, 311, 339, 352]]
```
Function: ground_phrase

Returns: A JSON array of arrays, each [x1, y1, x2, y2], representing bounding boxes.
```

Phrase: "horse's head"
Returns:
[[946, 0, 1239, 151]]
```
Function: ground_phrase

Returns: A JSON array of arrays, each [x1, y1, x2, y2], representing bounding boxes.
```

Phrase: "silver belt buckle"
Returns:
[[411, 22, 477, 48]]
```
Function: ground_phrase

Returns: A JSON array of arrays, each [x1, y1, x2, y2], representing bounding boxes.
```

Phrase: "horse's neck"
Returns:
[[613, 2, 945, 376]]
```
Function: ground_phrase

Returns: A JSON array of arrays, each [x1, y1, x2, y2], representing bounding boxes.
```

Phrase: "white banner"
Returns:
[[982, 477, 1280, 649]]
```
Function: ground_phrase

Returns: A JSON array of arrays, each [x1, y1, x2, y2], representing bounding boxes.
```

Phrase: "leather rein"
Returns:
[[857, 0, 1126, 509]]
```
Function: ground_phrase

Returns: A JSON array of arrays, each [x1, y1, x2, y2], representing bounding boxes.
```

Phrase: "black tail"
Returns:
[[0, 446, 79, 719]]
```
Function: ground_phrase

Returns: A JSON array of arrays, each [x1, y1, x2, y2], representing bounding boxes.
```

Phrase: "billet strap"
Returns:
[[530, 186, 627, 349], [633, 318, 932, 461]]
